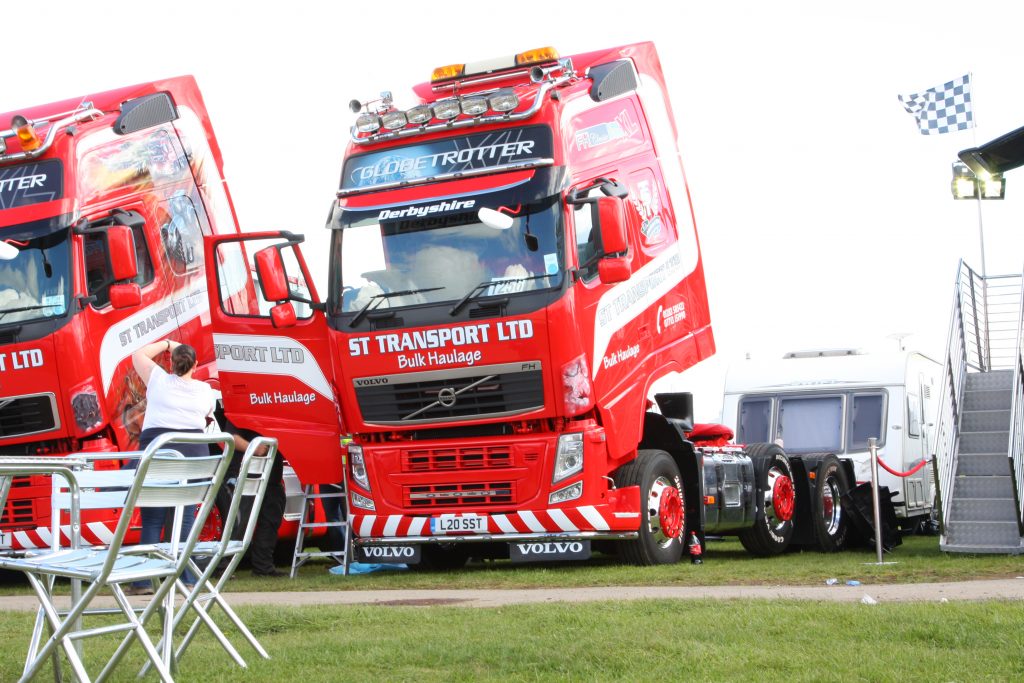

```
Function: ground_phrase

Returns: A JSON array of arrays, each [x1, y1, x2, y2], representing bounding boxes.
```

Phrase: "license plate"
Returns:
[[0, 531, 12, 549], [431, 514, 485, 534]]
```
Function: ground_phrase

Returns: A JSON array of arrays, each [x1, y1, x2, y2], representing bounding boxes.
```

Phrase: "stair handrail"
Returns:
[[1007, 264, 1024, 535], [934, 263, 970, 532]]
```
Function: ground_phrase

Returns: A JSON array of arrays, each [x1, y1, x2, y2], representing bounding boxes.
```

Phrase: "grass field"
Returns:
[[1, 599, 1022, 681], [1, 535, 1021, 681], [2, 535, 1022, 597]]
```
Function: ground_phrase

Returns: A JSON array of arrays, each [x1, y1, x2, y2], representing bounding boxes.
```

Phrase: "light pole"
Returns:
[[951, 161, 1005, 279]]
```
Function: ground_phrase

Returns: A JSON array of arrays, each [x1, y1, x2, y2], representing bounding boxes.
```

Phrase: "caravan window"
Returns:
[[777, 396, 843, 453], [850, 393, 886, 450], [737, 398, 772, 444], [907, 393, 921, 438]]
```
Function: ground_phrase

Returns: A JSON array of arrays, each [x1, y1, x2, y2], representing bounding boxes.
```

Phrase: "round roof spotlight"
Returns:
[[432, 99, 461, 121]]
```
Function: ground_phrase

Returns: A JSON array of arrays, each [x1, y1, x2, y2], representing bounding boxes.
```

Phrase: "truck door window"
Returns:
[[84, 223, 154, 308], [158, 195, 205, 275], [215, 239, 313, 320], [777, 395, 843, 453], [849, 392, 886, 449], [737, 397, 772, 443], [573, 189, 601, 282]]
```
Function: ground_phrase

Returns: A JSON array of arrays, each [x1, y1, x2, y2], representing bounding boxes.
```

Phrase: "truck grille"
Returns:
[[403, 445, 513, 472], [404, 481, 514, 509], [1, 496, 37, 531], [355, 361, 543, 425], [0, 393, 59, 438]]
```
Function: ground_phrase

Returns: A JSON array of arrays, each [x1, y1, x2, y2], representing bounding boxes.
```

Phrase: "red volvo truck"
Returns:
[[210, 43, 842, 567], [0, 77, 243, 550]]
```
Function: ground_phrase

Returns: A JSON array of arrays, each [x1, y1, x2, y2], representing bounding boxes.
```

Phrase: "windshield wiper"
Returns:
[[349, 287, 445, 327], [449, 274, 553, 316], [0, 304, 54, 321]]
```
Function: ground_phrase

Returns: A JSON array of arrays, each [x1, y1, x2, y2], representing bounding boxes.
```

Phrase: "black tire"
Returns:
[[407, 543, 469, 571], [614, 449, 685, 565], [810, 455, 849, 552], [738, 443, 795, 556]]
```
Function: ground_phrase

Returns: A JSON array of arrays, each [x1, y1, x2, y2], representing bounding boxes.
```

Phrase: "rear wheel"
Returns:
[[738, 443, 795, 556], [810, 455, 849, 552], [615, 450, 685, 566]]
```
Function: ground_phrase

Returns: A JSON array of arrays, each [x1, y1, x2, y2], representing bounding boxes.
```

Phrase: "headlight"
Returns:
[[549, 481, 583, 505], [432, 99, 461, 120], [355, 113, 382, 133], [349, 444, 370, 490], [381, 111, 408, 130], [460, 97, 488, 116], [488, 90, 519, 112], [552, 432, 584, 484], [406, 105, 433, 125]]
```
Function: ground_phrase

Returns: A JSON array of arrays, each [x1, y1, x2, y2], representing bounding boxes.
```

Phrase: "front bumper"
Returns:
[[352, 487, 640, 545]]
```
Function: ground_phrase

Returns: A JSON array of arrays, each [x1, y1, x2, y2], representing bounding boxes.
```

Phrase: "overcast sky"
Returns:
[[11, 1, 1024, 419]]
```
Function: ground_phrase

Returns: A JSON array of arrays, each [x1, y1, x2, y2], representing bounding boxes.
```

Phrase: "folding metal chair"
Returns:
[[0, 432, 233, 683], [140, 435, 279, 672]]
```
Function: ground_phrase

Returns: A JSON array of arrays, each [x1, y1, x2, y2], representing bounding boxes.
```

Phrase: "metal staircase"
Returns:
[[935, 261, 1024, 553]]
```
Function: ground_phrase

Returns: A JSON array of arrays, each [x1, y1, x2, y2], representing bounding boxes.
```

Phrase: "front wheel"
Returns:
[[615, 450, 685, 565], [738, 443, 795, 556]]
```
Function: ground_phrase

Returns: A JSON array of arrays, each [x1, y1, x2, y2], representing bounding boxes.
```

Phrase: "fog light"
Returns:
[[553, 432, 584, 484], [461, 97, 488, 116], [407, 105, 432, 125], [432, 99, 461, 120], [355, 113, 382, 133], [381, 111, 408, 130], [351, 491, 375, 511], [549, 480, 583, 505]]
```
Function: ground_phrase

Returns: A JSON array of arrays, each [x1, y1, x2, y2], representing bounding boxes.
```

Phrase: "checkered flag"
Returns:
[[899, 74, 974, 135]]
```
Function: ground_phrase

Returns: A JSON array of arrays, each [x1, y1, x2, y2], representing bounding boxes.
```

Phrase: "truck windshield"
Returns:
[[0, 217, 70, 326], [332, 195, 562, 314]]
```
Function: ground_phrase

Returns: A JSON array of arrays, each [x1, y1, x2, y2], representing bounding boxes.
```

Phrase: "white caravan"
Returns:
[[721, 350, 940, 522]]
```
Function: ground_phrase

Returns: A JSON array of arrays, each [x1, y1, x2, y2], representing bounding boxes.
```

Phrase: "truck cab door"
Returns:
[[204, 231, 342, 484]]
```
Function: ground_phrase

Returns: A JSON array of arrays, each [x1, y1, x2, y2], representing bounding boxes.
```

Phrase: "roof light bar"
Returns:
[[515, 47, 559, 66], [431, 63, 465, 83]]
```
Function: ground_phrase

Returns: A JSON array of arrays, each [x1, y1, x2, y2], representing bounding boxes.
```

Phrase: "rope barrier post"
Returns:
[[869, 438, 884, 564], [865, 438, 898, 566]]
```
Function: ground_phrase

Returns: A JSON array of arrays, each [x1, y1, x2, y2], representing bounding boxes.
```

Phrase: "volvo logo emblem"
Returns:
[[437, 387, 457, 408]]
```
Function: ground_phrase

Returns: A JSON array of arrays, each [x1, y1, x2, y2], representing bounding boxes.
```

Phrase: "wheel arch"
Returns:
[[638, 411, 704, 540]]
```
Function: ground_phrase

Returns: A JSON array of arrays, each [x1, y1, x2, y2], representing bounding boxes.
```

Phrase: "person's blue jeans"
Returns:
[[133, 428, 206, 587]]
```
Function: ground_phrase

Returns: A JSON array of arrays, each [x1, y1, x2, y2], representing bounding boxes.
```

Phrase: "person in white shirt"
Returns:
[[128, 339, 215, 593]]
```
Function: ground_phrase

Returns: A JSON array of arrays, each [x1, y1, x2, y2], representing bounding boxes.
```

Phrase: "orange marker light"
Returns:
[[431, 63, 465, 83], [515, 47, 559, 66], [11, 115, 41, 152]]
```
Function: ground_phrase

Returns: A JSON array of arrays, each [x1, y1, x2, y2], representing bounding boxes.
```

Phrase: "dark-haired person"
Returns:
[[127, 339, 215, 594]]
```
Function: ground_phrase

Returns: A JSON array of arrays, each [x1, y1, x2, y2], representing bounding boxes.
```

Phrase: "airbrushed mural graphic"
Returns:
[[0, 78, 241, 550]]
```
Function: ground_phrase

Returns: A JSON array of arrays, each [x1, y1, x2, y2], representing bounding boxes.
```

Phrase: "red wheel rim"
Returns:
[[659, 486, 684, 538], [199, 505, 224, 543], [772, 475, 795, 522]]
